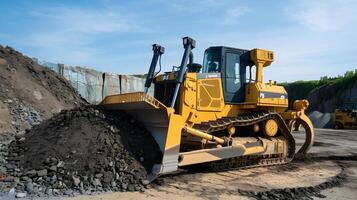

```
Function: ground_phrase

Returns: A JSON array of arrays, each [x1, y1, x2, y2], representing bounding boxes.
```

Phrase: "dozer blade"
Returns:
[[100, 92, 184, 179]]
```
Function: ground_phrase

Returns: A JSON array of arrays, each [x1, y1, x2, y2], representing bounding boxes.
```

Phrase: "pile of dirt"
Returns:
[[0, 45, 86, 135], [4, 106, 162, 197], [308, 111, 333, 128]]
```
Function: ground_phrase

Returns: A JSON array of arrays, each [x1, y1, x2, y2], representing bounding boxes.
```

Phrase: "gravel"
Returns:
[[10, 103, 42, 133], [308, 111, 333, 128]]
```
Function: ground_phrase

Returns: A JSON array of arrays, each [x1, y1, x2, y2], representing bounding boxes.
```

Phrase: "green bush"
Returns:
[[281, 70, 357, 107]]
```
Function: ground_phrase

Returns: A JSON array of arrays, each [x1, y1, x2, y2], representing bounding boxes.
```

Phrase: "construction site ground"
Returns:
[[70, 128, 357, 200]]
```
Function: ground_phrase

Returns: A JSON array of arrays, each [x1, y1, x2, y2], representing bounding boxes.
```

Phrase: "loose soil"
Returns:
[[0, 45, 86, 134], [5, 106, 161, 197]]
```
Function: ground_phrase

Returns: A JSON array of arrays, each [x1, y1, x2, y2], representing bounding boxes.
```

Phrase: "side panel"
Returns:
[[196, 77, 224, 111], [245, 82, 288, 109], [179, 73, 245, 124]]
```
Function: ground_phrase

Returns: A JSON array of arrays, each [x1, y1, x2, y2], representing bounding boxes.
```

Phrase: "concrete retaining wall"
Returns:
[[40, 62, 152, 103]]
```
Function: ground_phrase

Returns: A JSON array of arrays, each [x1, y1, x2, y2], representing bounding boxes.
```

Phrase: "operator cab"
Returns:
[[202, 46, 253, 103]]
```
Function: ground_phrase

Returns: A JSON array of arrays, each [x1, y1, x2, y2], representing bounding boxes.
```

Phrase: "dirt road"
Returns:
[[72, 129, 357, 200]]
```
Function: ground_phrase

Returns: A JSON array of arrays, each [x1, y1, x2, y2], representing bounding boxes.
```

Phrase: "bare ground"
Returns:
[[69, 128, 357, 200]]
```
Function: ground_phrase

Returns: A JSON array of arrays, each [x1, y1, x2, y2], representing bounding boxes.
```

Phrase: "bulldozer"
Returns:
[[100, 37, 314, 179], [333, 102, 357, 129]]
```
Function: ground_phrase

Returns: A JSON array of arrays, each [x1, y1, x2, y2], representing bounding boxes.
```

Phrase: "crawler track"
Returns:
[[193, 112, 296, 171]]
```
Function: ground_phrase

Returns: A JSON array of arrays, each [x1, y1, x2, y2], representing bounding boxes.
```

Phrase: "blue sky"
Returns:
[[0, 0, 356, 82]]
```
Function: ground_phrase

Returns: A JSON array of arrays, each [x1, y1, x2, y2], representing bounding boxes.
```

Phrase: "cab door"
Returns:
[[222, 49, 247, 103]]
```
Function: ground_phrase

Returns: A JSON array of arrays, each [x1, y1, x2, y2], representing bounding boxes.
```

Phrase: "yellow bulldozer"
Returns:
[[333, 102, 357, 129], [100, 37, 314, 179]]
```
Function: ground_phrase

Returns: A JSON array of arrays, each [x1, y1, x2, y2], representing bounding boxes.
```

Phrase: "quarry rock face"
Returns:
[[307, 82, 357, 113]]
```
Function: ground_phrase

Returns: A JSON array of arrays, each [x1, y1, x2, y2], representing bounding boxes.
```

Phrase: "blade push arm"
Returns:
[[170, 37, 196, 108], [144, 44, 165, 93]]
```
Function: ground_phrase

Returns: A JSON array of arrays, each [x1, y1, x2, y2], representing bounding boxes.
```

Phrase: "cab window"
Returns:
[[246, 65, 256, 83], [203, 49, 221, 73], [225, 52, 241, 92]]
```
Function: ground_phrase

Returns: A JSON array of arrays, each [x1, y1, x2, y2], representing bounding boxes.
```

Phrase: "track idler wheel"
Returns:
[[262, 119, 278, 137]]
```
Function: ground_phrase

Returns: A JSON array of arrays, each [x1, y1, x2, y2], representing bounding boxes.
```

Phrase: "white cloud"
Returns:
[[161, 0, 225, 12], [223, 6, 251, 25], [52, 8, 135, 34], [24, 33, 90, 47], [29, 7, 141, 35], [21, 6, 146, 66], [287, 0, 357, 32]]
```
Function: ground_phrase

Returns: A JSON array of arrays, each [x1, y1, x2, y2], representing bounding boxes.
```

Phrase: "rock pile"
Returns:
[[10, 103, 42, 133], [2, 106, 162, 197], [0, 45, 88, 198], [308, 111, 333, 129]]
